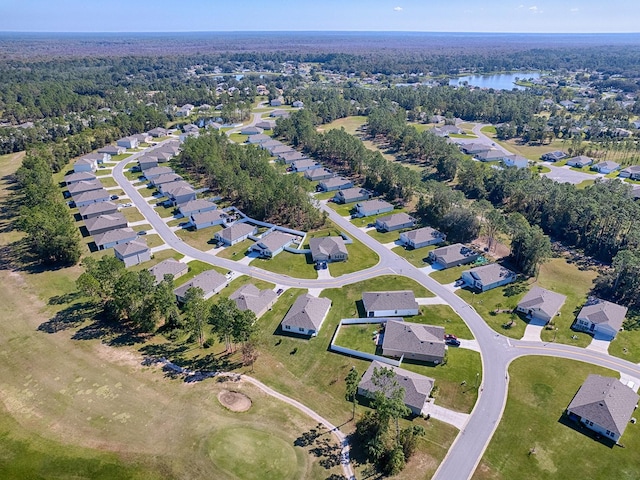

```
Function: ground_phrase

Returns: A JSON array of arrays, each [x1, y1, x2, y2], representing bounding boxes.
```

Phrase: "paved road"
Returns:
[[112, 148, 640, 480]]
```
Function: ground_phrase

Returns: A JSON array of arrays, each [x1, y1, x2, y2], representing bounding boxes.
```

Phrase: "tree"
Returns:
[[370, 366, 411, 443], [183, 287, 207, 346], [209, 297, 237, 352], [345, 367, 360, 420], [241, 341, 259, 372]]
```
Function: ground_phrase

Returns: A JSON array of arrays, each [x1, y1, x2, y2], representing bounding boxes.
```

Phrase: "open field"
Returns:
[[472, 357, 638, 480], [317, 115, 367, 135]]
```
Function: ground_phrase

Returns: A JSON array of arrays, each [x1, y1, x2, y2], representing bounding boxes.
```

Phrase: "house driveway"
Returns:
[[619, 373, 640, 393], [317, 268, 332, 280], [416, 296, 447, 305], [522, 324, 544, 342], [586, 337, 611, 354], [422, 401, 469, 430], [541, 164, 604, 185], [458, 339, 481, 353]]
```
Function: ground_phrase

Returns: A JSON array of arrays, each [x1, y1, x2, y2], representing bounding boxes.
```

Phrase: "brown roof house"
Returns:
[[428, 244, 480, 269], [375, 212, 416, 232], [148, 258, 188, 284], [516, 286, 567, 325], [566, 374, 639, 442], [229, 284, 278, 319], [574, 299, 628, 340], [114, 239, 151, 267], [173, 270, 228, 303], [461, 263, 517, 292], [250, 231, 295, 258], [399, 227, 446, 249], [357, 360, 435, 415], [280, 294, 332, 337], [309, 237, 348, 263], [362, 291, 419, 318], [215, 223, 257, 246], [382, 320, 446, 364]]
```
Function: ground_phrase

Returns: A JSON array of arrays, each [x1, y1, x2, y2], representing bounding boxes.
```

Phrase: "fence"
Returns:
[[329, 318, 404, 367]]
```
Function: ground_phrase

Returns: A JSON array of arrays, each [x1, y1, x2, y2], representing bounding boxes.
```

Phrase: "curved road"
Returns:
[[112, 148, 640, 480]]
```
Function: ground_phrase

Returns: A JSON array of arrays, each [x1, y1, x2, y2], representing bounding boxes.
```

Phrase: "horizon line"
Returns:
[[1, 30, 640, 35]]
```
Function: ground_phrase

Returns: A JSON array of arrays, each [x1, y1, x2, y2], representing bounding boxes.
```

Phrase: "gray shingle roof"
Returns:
[[191, 210, 226, 225], [173, 270, 227, 299], [85, 212, 127, 234], [567, 374, 639, 436], [309, 237, 348, 259], [292, 159, 319, 169], [463, 263, 516, 286], [143, 166, 173, 176], [78, 201, 118, 218], [358, 360, 434, 414], [68, 180, 104, 195], [430, 243, 478, 266], [255, 231, 295, 252], [577, 300, 627, 331], [72, 188, 111, 203], [148, 259, 189, 284], [93, 228, 137, 247], [376, 212, 415, 230], [402, 227, 444, 244], [229, 284, 277, 317], [114, 239, 148, 257], [305, 167, 333, 180], [320, 177, 352, 189], [179, 199, 217, 215], [65, 171, 96, 184], [281, 294, 332, 332], [217, 223, 256, 243], [357, 199, 393, 212], [517, 286, 567, 318], [335, 187, 369, 201], [382, 320, 446, 360], [362, 291, 418, 313]]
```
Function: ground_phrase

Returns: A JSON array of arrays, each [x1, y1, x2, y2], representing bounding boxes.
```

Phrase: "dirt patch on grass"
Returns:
[[218, 390, 252, 412]]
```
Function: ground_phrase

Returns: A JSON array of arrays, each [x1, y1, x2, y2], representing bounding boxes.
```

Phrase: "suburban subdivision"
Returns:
[[1, 27, 640, 480]]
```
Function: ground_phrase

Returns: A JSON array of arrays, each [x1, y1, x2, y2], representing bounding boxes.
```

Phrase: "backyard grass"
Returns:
[[216, 239, 253, 260], [120, 207, 145, 223], [175, 225, 222, 251], [472, 357, 638, 480], [334, 323, 381, 354], [392, 244, 438, 267], [228, 133, 247, 144], [251, 251, 318, 280]]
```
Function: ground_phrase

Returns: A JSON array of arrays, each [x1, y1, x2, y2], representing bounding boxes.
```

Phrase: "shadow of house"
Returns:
[[558, 412, 616, 448]]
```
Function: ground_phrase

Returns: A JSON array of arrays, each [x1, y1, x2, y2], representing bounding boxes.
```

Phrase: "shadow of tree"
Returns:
[[504, 281, 528, 298], [37, 301, 100, 333]]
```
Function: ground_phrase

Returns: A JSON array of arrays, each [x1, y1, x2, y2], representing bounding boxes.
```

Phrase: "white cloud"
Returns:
[[393, 6, 403, 11], [528, 5, 543, 14], [570, 7, 579, 12], [518, 4, 525, 8]]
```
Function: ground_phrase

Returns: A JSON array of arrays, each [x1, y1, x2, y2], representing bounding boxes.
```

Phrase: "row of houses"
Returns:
[[459, 142, 529, 169]]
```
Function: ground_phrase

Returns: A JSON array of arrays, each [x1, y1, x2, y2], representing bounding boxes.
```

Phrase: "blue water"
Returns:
[[449, 72, 541, 90]]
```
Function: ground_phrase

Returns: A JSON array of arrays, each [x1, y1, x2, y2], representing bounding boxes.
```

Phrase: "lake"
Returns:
[[449, 72, 541, 90]]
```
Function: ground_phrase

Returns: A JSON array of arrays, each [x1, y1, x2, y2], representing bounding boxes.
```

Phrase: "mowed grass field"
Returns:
[[0, 152, 340, 479], [473, 357, 640, 480]]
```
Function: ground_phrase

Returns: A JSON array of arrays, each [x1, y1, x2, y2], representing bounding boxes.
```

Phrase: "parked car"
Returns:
[[110, 194, 119, 200], [137, 230, 147, 235], [276, 288, 284, 295], [444, 333, 458, 341], [454, 279, 465, 287], [445, 337, 460, 347]]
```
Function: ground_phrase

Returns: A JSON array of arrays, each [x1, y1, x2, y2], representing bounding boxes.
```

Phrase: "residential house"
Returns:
[[183, 124, 199, 134], [375, 212, 416, 232], [574, 299, 627, 340], [309, 237, 348, 263], [78, 201, 118, 220], [382, 320, 446, 364], [591, 161, 620, 174], [132, 133, 152, 144], [255, 120, 276, 130], [206, 122, 222, 131], [516, 286, 567, 325], [619, 165, 640, 180], [400, 227, 446, 249], [241, 126, 263, 136], [64, 171, 96, 185], [179, 131, 199, 143], [305, 168, 334, 181], [175, 104, 194, 117], [148, 259, 189, 284], [72, 188, 111, 208], [215, 223, 257, 246], [116, 136, 139, 149], [541, 151, 567, 162], [460, 143, 492, 155], [138, 156, 158, 171], [318, 177, 354, 192], [68, 180, 104, 197], [280, 294, 332, 337], [250, 231, 295, 258], [148, 127, 168, 137], [358, 361, 435, 415], [191, 210, 227, 230], [178, 199, 217, 218], [292, 159, 321, 172], [98, 145, 126, 156], [229, 284, 278, 319], [270, 145, 294, 156], [475, 149, 505, 162], [503, 155, 529, 169], [142, 166, 173, 179], [566, 374, 639, 442], [355, 199, 394, 218], [279, 151, 308, 164], [333, 187, 372, 204], [292, 100, 304, 108], [270, 110, 290, 118], [260, 140, 283, 151], [93, 228, 137, 250], [85, 212, 128, 236], [461, 263, 517, 292], [151, 173, 182, 187], [566, 155, 594, 168], [114, 239, 151, 267], [73, 157, 98, 173], [247, 134, 271, 145], [431, 125, 463, 137], [362, 291, 419, 318], [174, 269, 228, 302], [163, 183, 197, 206], [270, 98, 283, 107], [428, 244, 480, 269]]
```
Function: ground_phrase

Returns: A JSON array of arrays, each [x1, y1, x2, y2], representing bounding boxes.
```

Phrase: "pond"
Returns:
[[449, 72, 541, 90]]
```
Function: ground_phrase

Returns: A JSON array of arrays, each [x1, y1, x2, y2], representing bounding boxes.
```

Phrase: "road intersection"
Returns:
[[112, 143, 640, 480]]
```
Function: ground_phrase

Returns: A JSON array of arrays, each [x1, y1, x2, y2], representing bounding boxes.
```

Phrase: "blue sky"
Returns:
[[0, 0, 638, 33]]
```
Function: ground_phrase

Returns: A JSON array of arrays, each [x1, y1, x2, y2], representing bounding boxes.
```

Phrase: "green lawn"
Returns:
[[143, 234, 165, 249], [569, 165, 598, 175], [368, 227, 408, 244], [97, 176, 117, 188], [609, 327, 640, 363], [531, 165, 552, 174], [95, 168, 113, 177], [318, 116, 367, 135], [111, 153, 132, 161], [228, 133, 247, 144], [313, 191, 335, 201], [350, 208, 407, 228], [124, 169, 144, 182], [154, 203, 177, 218], [576, 179, 596, 189], [138, 186, 159, 198], [175, 225, 221, 251], [251, 251, 318, 280], [334, 323, 381, 355], [326, 201, 354, 217], [216, 239, 253, 260], [392, 244, 438, 267], [449, 133, 477, 139], [120, 207, 145, 223], [173, 260, 227, 287], [430, 264, 471, 284], [480, 126, 497, 135], [472, 357, 638, 480], [416, 305, 474, 340]]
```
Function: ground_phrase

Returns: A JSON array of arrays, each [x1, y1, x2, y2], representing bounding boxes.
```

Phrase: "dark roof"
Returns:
[[577, 300, 627, 331], [382, 320, 446, 360], [567, 374, 639, 436], [281, 294, 332, 332], [517, 286, 567, 318], [362, 291, 418, 313], [173, 270, 227, 299], [148, 259, 189, 284]]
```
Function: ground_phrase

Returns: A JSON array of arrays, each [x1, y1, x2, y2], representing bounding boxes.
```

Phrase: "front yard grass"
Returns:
[[416, 304, 474, 339], [251, 251, 318, 280], [326, 201, 354, 217], [430, 264, 470, 284], [350, 208, 407, 228], [216, 239, 253, 260], [154, 203, 177, 218], [120, 207, 145, 223], [609, 326, 640, 363], [175, 225, 222, 251], [228, 133, 247, 144], [392, 244, 438, 267], [143, 234, 164, 249], [472, 357, 635, 480]]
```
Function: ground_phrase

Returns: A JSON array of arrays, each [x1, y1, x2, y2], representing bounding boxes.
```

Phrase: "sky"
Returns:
[[0, 0, 639, 33]]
